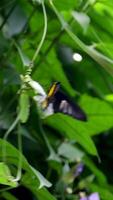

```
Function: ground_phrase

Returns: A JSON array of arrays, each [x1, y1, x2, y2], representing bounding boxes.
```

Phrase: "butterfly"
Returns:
[[41, 82, 87, 121]]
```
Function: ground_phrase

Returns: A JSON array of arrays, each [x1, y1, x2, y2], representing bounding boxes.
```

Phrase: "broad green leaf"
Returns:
[[45, 114, 98, 156], [0, 162, 17, 187], [19, 91, 30, 123], [80, 95, 113, 136]]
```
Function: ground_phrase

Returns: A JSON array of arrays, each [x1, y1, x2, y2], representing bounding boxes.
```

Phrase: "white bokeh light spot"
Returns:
[[73, 53, 83, 62]]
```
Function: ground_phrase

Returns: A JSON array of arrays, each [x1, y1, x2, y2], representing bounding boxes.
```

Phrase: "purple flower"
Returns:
[[80, 197, 87, 200], [74, 163, 84, 177], [80, 193, 100, 200], [89, 193, 100, 200]]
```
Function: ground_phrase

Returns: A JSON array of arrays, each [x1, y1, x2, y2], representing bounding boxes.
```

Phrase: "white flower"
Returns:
[[25, 76, 54, 118]]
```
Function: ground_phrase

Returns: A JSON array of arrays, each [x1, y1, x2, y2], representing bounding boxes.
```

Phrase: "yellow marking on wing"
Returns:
[[47, 83, 57, 98], [41, 82, 59, 109]]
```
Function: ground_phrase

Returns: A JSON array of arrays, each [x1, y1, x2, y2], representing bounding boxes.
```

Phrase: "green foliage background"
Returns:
[[0, 0, 113, 199]]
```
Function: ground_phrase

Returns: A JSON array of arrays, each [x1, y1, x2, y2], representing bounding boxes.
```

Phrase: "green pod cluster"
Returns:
[[19, 91, 30, 123]]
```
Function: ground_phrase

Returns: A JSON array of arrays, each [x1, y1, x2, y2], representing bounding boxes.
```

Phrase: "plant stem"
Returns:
[[31, 0, 47, 64], [2, 115, 20, 163], [12, 124, 22, 182]]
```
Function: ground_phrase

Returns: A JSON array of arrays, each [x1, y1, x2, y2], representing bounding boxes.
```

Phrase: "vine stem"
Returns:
[[12, 124, 23, 182], [31, 0, 47, 63], [26, 0, 47, 76], [14, 0, 47, 76], [2, 115, 20, 161]]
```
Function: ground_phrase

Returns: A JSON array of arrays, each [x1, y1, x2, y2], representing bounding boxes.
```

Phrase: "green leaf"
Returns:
[[45, 114, 98, 156], [80, 95, 113, 136], [19, 91, 30, 123], [0, 162, 18, 187]]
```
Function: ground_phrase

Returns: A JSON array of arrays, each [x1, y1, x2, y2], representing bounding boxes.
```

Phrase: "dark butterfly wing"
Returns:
[[53, 91, 87, 121]]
